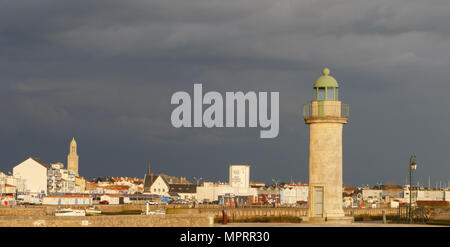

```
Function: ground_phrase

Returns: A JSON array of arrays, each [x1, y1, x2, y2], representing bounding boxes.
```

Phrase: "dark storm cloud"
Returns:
[[1, 0, 450, 187]]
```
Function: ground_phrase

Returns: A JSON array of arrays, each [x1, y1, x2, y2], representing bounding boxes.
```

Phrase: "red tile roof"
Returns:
[[44, 195, 91, 198], [102, 194, 123, 197]]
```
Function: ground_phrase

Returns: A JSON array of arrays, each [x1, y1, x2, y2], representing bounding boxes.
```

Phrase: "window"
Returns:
[[318, 88, 325, 100], [327, 88, 334, 100]]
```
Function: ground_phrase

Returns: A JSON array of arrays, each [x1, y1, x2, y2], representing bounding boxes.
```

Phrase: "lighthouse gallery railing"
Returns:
[[303, 103, 349, 119]]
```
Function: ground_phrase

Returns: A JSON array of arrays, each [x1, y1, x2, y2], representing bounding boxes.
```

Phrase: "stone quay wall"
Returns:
[[0, 214, 213, 227], [429, 208, 450, 220], [0, 204, 151, 216], [0, 205, 400, 218], [166, 207, 399, 219], [0, 207, 47, 216]]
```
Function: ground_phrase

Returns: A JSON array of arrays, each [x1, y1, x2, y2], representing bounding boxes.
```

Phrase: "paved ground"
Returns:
[[215, 222, 442, 227]]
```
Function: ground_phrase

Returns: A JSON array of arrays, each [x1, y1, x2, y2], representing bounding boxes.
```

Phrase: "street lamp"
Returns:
[[193, 177, 203, 186], [271, 179, 280, 207], [271, 179, 280, 187], [409, 155, 417, 224]]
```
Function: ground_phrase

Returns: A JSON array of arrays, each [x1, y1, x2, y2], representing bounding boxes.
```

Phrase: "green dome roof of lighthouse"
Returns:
[[314, 68, 339, 88]]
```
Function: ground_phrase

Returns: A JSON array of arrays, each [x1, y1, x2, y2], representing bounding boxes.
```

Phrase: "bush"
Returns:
[[214, 216, 302, 223]]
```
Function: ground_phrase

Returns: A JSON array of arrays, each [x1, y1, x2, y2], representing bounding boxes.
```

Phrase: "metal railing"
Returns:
[[303, 103, 349, 119], [397, 205, 426, 224]]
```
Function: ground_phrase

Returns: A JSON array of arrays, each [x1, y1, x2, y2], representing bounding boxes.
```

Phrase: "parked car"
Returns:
[[99, 200, 109, 205]]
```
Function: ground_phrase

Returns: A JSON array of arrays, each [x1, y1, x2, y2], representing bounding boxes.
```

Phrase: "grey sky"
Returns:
[[1, 0, 450, 187]]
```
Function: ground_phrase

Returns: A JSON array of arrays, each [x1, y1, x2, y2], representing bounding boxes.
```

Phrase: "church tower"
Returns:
[[67, 137, 79, 176], [302, 68, 352, 223]]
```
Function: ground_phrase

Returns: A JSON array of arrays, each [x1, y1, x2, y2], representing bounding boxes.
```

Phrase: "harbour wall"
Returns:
[[2, 206, 449, 221], [166, 208, 400, 219], [0, 214, 213, 227]]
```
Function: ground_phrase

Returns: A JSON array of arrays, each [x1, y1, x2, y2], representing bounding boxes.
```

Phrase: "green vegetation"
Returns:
[[166, 208, 197, 214], [353, 214, 397, 222], [429, 206, 450, 209], [426, 220, 450, 226], [101, 210, 142, 215], [214, 216, 302, 223]]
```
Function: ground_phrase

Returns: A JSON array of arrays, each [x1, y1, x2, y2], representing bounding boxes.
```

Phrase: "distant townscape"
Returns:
[[0, 138, 449, 208]]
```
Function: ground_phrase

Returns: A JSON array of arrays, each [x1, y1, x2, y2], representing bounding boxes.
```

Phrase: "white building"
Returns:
[[417, 190, 445, 201], [230, 165, 250, 189], [149, 176, 170, 196], [112, 177, 144, 194], [47, 163, 78, 194], [100, 194, 124, 204], [145, 174, 193, 198], [101, 185, 129, 194], [402, 186, 447, 202], [390, 199, 400, 208], [226, 165, 257, 196], [13, 158, 49, 196], [42, 195, 92, 205], [362, 189, 383, 203], [196, 165, 259, 203], [169, 184, 197, 201], [0, 172, 26, 195], [445, 191, 450, 202], [280, 184, 309, 205], [196, 182, 219, 203]]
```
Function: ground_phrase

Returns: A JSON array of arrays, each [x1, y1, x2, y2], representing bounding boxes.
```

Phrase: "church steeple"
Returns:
[[70, 137, 77, 154], [68, 137, 79, 176]]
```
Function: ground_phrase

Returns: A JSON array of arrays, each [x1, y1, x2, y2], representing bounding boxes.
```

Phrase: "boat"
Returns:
[[85, 206, 102, 214], [55, 208, 86, 216], [148, 209, 166, 215]]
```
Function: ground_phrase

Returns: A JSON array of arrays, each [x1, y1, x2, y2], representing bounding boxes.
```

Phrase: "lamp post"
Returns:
[[193, 177, 203, 186], [271, 179, 280, 205], [409, 155, 417, 224], [271, 179, 279, 187]]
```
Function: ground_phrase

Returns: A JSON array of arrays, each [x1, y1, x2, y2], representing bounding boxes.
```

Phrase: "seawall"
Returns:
[[0, 214, 213, 227]]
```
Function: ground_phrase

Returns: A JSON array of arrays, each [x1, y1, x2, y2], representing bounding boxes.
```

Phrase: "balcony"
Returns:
[[303, 102, 349, 119]]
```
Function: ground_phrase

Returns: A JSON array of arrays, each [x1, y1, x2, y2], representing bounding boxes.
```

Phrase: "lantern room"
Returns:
[[313, 68, 339, 101]]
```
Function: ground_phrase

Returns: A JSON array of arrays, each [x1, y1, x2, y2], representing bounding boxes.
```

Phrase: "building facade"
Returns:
[[196, 182, 219, 203], [362, 189, 383, 203], [229, 165, 250, 189], [42, 195, 92, 205], [280, 184, 309, 205], [0, 172, 26, 196], [13, 158, 49, 196], [100, 194, 124, 204], [196, 165, 259, 204], [47, 163, 78, 194]]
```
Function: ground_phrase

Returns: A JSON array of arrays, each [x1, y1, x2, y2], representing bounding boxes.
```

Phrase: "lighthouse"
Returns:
[[302, 68, 353, 223]]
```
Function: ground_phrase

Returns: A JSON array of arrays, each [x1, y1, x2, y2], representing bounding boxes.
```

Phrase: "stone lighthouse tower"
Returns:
[[302, 68, 352, 223], [67, 137, 79, 176]]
